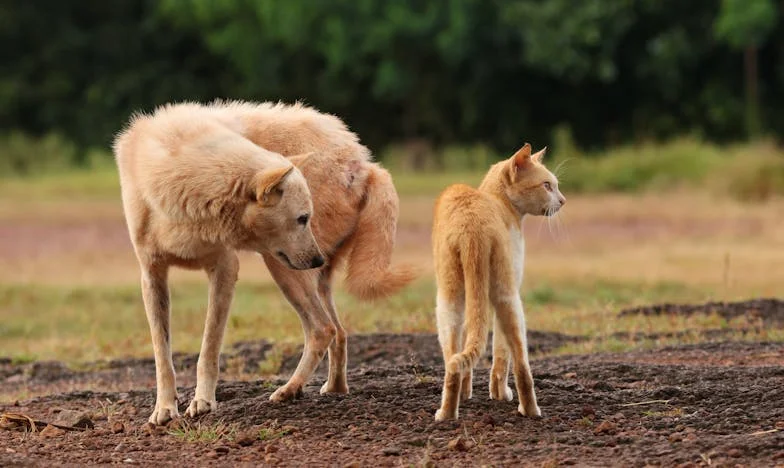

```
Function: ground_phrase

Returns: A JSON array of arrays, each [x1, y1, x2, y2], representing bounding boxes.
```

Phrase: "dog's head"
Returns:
[[242, 155, 324, 270], [502, 143, 565, 217]]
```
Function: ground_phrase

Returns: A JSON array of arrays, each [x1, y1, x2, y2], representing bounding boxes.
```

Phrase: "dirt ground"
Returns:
[[2, 305, 783, 467]]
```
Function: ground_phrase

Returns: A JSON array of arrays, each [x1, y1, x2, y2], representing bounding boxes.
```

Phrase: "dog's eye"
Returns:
[[543, 182, 552, 191], [297, 214, 310, 226]]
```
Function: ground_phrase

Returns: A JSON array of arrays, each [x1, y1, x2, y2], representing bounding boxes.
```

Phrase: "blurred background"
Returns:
[[1, 1, 782, 374]]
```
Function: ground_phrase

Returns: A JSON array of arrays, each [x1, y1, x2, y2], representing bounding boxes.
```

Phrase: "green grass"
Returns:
[[0, 277, 748, 363]]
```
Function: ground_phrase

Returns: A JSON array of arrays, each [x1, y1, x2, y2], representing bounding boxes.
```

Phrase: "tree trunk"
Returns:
[[744, 46, 761, 140]]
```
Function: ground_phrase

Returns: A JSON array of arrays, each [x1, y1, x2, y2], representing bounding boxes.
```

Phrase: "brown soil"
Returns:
[[2, 331, 783, 466], [619, 298, 784, 327]]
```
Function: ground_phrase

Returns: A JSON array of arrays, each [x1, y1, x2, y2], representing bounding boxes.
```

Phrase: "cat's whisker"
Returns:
[[552, 158, 572, 179]]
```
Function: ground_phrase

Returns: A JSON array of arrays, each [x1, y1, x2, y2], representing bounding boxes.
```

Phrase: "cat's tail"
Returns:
[[447, 236, 490, 375]]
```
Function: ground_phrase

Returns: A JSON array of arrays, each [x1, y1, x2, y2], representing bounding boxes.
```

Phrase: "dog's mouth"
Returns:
[[277, 251, 297, 269]]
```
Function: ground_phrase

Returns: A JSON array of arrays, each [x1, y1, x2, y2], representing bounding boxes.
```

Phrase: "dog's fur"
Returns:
[[115, 101, 415, 424], [431, 143, 565, 421]]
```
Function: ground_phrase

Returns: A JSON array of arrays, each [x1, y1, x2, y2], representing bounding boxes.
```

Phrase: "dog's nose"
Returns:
[[559, 197, 566, 206], [310, 255, 325, 268]]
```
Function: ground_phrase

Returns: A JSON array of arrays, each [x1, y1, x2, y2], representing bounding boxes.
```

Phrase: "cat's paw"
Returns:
[[518, 402, 542, 418], [434, 408, 458, 421], [490, 384, 514, 401], [320, 380, 349, 395]]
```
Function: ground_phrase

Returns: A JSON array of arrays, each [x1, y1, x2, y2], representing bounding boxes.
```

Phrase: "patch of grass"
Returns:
[[169, 420, 238, 443], [257, 421, 293, 441]]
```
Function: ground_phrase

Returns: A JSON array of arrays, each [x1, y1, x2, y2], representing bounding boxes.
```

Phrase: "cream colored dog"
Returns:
[[115, 101, 415, 425], [114, 104, 325, 424]]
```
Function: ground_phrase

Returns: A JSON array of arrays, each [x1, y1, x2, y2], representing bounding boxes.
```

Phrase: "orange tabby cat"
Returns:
[[431, 143, 565, 420]]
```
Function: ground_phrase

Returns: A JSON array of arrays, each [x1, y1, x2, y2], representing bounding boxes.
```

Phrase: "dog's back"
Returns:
[[114, 104, 288, 224]]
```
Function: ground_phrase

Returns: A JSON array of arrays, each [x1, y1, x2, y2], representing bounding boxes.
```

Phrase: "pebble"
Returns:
[[111, 421, 125, 434], [382, 445, 402, 456], [593, 420, 618, 435], [39, 424, 66, 438], [447, 436, 473, 452]]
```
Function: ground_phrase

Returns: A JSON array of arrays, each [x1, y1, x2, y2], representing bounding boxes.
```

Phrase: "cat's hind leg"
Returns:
[[434, 288, 465, 421], [489, 315, 514, 401]]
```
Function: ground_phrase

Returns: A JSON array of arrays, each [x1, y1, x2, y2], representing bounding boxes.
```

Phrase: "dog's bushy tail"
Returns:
[[344, 166, 418, 300], [447, 237, 490, 375]]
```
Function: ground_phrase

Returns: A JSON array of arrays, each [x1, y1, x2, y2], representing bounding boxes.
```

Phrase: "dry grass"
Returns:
[[0, 169, 782, 362]]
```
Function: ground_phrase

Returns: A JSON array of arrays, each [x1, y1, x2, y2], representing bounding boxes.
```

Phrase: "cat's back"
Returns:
[[433, 183, 505, 244]]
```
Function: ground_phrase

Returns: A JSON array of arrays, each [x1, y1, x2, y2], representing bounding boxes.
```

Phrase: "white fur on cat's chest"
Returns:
[[509, 225, 525, 287]]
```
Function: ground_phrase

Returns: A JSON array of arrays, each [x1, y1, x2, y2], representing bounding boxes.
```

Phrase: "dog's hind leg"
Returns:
[[317, 265, 349, 395], [141, 262, 179, 425], [263, 254, 335, 402], [186, 250, 239, 418]]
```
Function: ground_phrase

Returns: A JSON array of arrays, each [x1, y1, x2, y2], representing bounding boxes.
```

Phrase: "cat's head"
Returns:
[[503, 143, 565, 216]]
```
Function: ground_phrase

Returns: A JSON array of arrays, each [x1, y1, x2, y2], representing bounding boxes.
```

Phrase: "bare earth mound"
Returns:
[[1, 306, 783, 466]]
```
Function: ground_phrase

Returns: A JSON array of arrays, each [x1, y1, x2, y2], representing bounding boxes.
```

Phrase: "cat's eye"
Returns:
[[543, 181, 552, 191], [297, 214, 310, 226]]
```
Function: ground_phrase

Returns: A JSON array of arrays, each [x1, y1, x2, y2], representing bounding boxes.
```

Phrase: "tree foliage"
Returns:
[[1, 0, 783, 156]]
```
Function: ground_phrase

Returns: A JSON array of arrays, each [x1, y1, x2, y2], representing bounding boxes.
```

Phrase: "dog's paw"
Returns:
[[149, 404, 179, 426], [490, 385, 514, 401], [319, 380, 349, 395], [518, 402, 542, 418], [434, 408, 458, 421], [185, 398, 217, 418], [269, 384, 303, 402]]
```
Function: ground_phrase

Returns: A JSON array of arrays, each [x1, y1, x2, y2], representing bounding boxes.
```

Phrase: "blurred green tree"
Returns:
[[714, 0, 778, 139]]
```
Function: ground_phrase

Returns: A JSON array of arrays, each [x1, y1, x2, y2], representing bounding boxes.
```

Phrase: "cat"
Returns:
[[431, 143, 565, 420]]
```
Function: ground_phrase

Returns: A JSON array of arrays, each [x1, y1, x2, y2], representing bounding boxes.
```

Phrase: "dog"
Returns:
[[204, 100, 416, 402], [115, 101, 415, 424], [114, 103, 325, 424]]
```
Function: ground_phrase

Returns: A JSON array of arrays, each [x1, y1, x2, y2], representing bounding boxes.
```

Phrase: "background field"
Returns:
[[2, 142, 782, 366]]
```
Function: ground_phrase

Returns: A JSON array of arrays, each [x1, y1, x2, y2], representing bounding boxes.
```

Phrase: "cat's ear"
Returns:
[[531, 146, 547, 163], [509, 143, 532, 178]]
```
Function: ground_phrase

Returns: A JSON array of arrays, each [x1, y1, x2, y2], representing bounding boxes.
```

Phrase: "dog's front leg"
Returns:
[[140, 263, 179, 425], [187, 251, 239, 418], [263, 255, 335, 402]]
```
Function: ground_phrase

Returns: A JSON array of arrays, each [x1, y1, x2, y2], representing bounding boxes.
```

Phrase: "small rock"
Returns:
[[481, 414, 496, 427], [593, 420, 618, 435], [264, 454, 280, 464], [560, 458, 577, 465], [343, 462, 360, 468], [5, 448, 15, 454], [581, 406, 596, 418], [214, 446, 229, 454], [447, 436, 474, 452], [39, 424, 66, 438], [382, 446, 402, 456], [205, 451, 219, 459], [111, 421, 125, 434], [235, 430, 257, 447], [610, 412, 626, 421], [166, 419, 182, 431], [668, 433, 682, 443], [113, 443, 126, 452], [52, 410, 94, 429], [727, 448, 742, 458], [265, 444, 279, 454], [563, 372, 577, 379], [775, 421, 784, 430], [592, 381, 614, 392], [386, 424, 400, 435]]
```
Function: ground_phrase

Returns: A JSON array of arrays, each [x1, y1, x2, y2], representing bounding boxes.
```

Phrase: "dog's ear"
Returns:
[[253, 165, 295, 206], [289, 152, 315, 168], [508, 143, 532, 180]]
